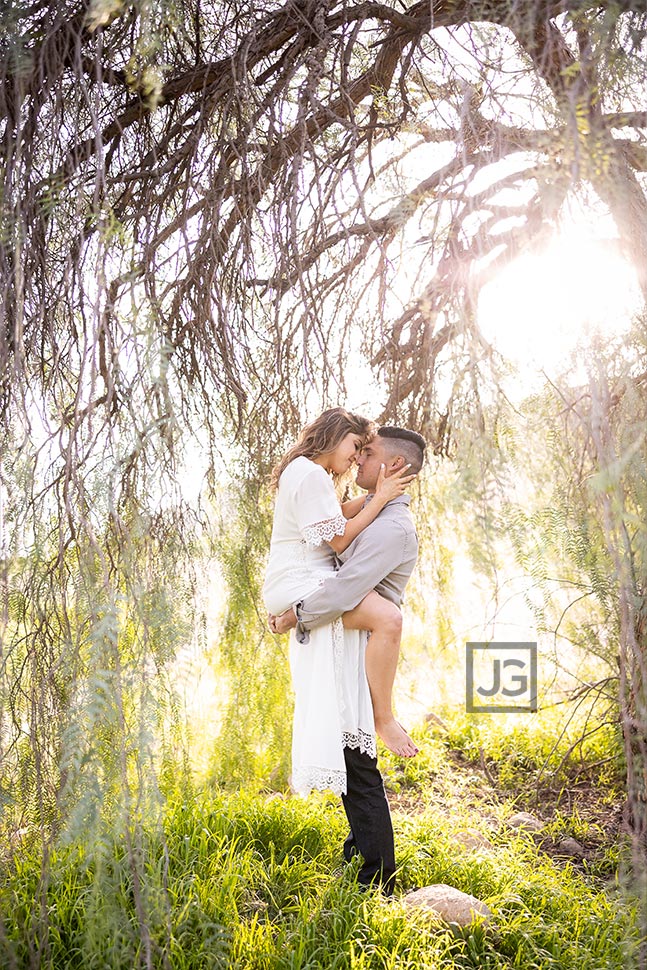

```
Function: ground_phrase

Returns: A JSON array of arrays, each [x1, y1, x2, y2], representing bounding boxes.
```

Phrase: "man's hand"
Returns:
[[267, 606, 298, 635]]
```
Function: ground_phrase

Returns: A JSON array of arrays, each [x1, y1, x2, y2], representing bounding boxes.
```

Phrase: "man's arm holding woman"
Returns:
[[273, 519, 408, 642]]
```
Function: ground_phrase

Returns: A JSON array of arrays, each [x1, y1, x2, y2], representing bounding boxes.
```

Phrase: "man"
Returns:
[[270, 425, 425, 894]]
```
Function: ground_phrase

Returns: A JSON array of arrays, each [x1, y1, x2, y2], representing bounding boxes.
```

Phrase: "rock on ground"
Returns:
[[556, 837, 585, 858], [454, 828, 494, 850], [505, 811, 544, 833], [402, 884, 492, 926]]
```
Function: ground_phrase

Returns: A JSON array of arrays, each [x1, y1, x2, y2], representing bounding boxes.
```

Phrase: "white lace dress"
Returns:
[[263, 456, 376, 796]]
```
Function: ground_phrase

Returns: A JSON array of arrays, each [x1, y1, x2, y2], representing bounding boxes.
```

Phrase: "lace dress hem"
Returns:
[[291, 766, 346, 797], [341, 728, 377, 760]]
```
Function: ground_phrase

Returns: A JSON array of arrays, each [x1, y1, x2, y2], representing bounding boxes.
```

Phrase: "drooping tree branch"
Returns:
[[4, 3, 647, 942], [3, 0, 647, 451]]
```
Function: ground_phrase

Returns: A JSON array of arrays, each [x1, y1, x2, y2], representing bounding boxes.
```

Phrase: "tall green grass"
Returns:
[[0, 708, 638, 969]]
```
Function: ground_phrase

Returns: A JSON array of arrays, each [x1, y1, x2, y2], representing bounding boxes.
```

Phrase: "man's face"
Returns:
[[355, 436, 391, 491]]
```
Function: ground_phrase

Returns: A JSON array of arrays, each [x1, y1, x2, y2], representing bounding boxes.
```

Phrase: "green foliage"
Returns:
[[208, 476, 292, 791], [442, 707, 623, 798], [0, 751, 638, 969], [5, 0, 647, 963], [0, 439, 198, 877]]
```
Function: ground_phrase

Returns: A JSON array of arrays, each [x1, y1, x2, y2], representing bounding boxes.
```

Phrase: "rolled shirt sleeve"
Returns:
[[294, 518, 409, 643]]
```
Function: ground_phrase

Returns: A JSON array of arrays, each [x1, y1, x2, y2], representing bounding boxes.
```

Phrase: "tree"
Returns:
[[3, 0, 647, 953], [3, 0, 647, 445]]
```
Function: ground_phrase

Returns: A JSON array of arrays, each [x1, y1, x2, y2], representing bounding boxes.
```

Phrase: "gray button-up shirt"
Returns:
[[295, 494, 418, 643]]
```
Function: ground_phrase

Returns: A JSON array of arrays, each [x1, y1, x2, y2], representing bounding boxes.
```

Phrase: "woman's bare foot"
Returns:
[[375, 717, 418, 757]]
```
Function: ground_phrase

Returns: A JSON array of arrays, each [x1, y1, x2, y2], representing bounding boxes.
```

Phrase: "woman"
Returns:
[[263, 407, 416, 797]]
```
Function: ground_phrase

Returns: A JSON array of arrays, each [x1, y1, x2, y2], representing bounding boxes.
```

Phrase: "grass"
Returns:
[[0, 707, 641, 969]]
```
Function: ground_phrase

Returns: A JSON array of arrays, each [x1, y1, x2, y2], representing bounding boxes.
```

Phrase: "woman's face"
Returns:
[[326, 432, 363, 474]]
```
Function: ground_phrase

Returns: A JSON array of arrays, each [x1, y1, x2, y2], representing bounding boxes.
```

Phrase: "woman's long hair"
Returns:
[[270, 408, 374, 488]]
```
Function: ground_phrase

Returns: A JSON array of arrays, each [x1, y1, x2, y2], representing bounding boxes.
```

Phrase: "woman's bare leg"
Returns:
[[343, 591, 418, 758]]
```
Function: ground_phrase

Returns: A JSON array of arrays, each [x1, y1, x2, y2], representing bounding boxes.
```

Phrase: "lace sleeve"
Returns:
[[302, 513, 346, 547]]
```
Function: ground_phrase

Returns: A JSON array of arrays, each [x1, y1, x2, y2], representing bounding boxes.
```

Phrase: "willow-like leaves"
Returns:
[[3, 2, 647, 964]]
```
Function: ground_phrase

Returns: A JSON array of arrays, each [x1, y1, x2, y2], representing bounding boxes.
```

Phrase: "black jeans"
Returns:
[[341, 745, 396, 895]]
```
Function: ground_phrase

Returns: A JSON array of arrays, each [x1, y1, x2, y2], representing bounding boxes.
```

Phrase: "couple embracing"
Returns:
[[264, 408, 426, 895]]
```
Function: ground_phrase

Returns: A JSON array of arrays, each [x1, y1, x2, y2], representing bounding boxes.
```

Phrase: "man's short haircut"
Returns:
[[377, 426, 426, 475]]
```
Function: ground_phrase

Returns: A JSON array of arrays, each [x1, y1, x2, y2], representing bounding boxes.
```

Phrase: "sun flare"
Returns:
[[477, 214, 642, 376]]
